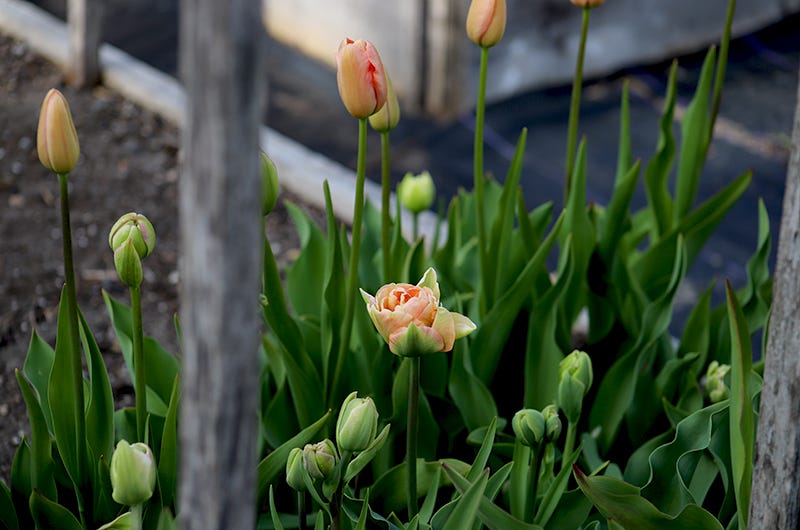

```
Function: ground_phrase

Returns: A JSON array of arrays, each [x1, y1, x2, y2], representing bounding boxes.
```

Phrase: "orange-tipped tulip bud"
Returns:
[[570, 0, 605, 7], [369, 72, 400, 132], [336, 38, 387, 119], [466, 0, 506, 48], [361, 268, 476, 357], [37, 88, 80, 174]]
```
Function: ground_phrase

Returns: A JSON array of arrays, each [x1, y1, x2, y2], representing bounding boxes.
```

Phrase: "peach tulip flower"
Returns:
[[466, 0, 506, 48], [361, 268, 476, 357], [336, 38, 387, 119], [36, 88, 80, 174]]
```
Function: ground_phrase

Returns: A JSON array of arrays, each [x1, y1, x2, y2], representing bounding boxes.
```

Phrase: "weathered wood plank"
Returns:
[[178, 0, 266, 528], [749, 65, 800, 529], [66, 0, 101, 86]]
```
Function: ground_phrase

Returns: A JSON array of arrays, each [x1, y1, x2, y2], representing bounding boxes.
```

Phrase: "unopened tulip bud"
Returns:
[[110, 440, 156, 506], [109, 213, 156, 259], [557, 350, 593, 423], [336, 392, 379, 452], [369, 72, 400, 132], [286, 447, 307, 491], [260, 152, 279, 216], [512, 408, 545, 447], [303, 439, 339, 480], [542, 404, 562, 442], [397, 171, 436, 214], [114, 236, 143, 288], [336, 38, 387, 119], [37, 88, 80, 174], [705, 361, 731, 403], [466, 0, 506, 48], [570, 0, 605, 7]]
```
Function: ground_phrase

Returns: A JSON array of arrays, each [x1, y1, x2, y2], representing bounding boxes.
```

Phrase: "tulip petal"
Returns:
[[431, 306, 456, 352], [417, 267, 440, 300], [451, 311, 477, 339], [389, 322, 444, 357]]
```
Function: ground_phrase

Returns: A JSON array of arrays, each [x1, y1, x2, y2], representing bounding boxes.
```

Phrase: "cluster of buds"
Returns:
[[108, 213, 156, 288], [110, 440, 156, 506], [512, 404, 562, 448], [557, 349, 593, 423], [705, 361, 731, 403], [397, 171, 436, 214]]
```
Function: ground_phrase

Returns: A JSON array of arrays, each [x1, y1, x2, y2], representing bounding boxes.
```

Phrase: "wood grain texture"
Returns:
[[749, 65, 800, 529], [178, 0, 266, 528], [66, 0, 101, 86]]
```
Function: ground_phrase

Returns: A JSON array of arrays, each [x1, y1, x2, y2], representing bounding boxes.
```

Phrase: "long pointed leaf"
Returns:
[[15, 371, 56, 501]]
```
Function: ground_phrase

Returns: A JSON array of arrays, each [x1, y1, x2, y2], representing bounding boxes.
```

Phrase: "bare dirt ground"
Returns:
[[0, 33, 320, 481]]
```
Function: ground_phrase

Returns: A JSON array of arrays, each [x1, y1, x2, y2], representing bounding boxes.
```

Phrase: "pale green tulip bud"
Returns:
[[542, 404, 562, 442], [286, 447, 307, 491], [558, 350, 593, 423], [37, 88, 80, 174], [397, 171, 436, 214], [368, 72, 400, 132], [113, 236, 143, 288], [512, 408, 545, 447], [705, 361, 731, 403], [109, 213, 156, 259], [303, 439, 339, 480], [260, 152, 279, 216], [336, 392, 379, 452], [110, 440, 156, 506]]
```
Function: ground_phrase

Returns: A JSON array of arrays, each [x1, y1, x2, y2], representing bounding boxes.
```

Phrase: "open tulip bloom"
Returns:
[[361, 268, 476, 357]]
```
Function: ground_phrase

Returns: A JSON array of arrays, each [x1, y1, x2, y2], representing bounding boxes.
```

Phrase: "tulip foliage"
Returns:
[[1, 0, 770, 528]]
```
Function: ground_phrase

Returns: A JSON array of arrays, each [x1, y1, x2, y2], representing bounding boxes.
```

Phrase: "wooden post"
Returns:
[[749, 66, 800, 529], [177, 0, 266, 528], [66, 0, 102, 86]]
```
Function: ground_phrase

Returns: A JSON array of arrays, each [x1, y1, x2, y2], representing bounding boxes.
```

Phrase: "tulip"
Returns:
[[113, 236, 144, 288], [285, 447, 307, 491], [542, 404, 562, 442], [336, 38, 387, 119], [260, 152, 279, 216], [570, 0, 605, 7], [110, 440, 156, 506], [369, 72, 400, 132], [336, 392, 379, 452], [303, 439, 339, 480], [557, 349, 593, 423], [466, 0, 506, 48], [512, 409, 545, 448], [397, 171, 436, 214], [361, 268, 475, 357], [37, 88, 80, 174], [109, 213, 156, 259]]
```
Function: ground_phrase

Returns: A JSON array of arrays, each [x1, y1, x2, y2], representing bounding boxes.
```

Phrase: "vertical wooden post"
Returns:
[[66, 0, 102, 86], [749, 66, 800, 529], [178, 0, 266, 527]]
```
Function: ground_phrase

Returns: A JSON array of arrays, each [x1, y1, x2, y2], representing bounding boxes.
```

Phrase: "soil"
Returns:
[[0, 33, 322, 482]]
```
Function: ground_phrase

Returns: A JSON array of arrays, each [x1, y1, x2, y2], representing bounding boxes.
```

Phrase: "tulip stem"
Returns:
[[412, 213, 419, 242], [565, 7, 591, 202], [406, 356, 420, 518], [380, 130, 392, 282], [332, 118, 369, 405], [297, 491, 307, 530], [473, 46, 491, 317], [130, 285, 147, 442], [58, 172, 88, 524], [131, 504, 143, 530], [563, 420, 578, 466], [527, 444, 545, 521]]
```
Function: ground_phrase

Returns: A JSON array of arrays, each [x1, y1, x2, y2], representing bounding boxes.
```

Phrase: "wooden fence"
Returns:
[[62, 0, 800, 527]]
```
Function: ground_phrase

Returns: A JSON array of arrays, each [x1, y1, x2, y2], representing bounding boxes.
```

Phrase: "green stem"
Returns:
[[380, 131, 392, 282], [331, 118, 369, 405], [297, 490, 307, 530], [131, 504, 143, 530], [406, 357, 420, 518], [130, 285, 147, 442], [563, 420, 578, 465], [474, 46, 491, 316], [565, 7, 591, 201], [58, 172, 88, 527], [526, 444, 545, 521], [412, 212, 419, 241]]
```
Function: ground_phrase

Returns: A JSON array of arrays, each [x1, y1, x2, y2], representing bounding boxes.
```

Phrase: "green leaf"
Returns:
[[533, 443, 583, 526], [726, 280, 753, 530], [268, 486, 285, 530], [615, 80, 633, 183], [600, 161, 641, 262], [159, 375, 180, 509], [22, 331, 55, 434], [15, 371, 57, 501], [472, 211, 565, 383], [644, 60, 677, 238], [262, 233, 305, 358], [440, 468, 487, 530], [372, 460, 469, 515], [10, 439, 32, 529], [255, 410, 331, 504], [739, 199, 772, 332], [449, 337, 497, 431], [443, 464, 542, 530], [48, 287, 82, 487], [467, 417, 497, 483], [574, 466, 724, 530], [345, 424, 391, 482], [29, 489, 83, 530], [673, 46, 716, 221], [103, 291, 180, 412], [0, 479, 19, 530], [321, 180, 346, 393]]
